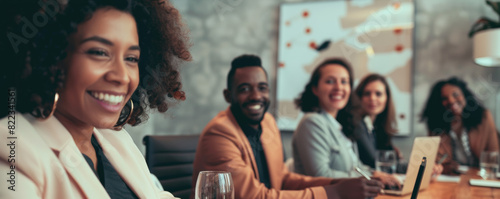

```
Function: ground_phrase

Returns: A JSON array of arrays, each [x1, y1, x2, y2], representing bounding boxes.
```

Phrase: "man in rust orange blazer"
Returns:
[[192, 54, 383, 199]]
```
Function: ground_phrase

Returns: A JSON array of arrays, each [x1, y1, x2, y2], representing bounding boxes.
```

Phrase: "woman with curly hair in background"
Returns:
[[421, 77, 499, 174], [0, 0, 190, 198]]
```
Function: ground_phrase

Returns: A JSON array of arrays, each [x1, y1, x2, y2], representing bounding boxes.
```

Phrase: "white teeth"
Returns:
[[90, 92, 124, 105], [331, 95, 342, 100], [249, 104, 262, 110]]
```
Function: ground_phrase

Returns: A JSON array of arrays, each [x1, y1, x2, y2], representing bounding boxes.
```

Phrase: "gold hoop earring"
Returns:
[[41, 93, 59, 119], [113, 99, 134, 131]]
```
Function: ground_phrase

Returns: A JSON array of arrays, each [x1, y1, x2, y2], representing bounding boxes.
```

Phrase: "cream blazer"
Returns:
[[0, 114, 175, 199]]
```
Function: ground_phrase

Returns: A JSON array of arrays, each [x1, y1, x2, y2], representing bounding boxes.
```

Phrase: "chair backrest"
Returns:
[[280, 130, 294, 160], [143, 135, 199, 199]]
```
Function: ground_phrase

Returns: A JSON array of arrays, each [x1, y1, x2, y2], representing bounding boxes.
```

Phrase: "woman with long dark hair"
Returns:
[[0, 0, 191, 198], [354, 74, 399, 168], [292, 59, 400, 187], [421, 77, 499, 174]]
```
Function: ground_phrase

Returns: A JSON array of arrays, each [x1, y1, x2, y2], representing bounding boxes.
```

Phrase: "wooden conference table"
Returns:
[[377, 169, 500, 199]]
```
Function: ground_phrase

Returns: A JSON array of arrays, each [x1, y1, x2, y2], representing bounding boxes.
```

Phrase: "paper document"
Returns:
[[457, 165, 469, 174], [469, 179, 500, 188], [436, 175, 460, 183]]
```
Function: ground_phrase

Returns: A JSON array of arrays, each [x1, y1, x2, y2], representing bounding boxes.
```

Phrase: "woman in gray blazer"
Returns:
[[292, 59, 400, 187]]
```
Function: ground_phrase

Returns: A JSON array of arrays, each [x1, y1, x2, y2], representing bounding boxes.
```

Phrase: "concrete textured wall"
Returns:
[[126, 0, 500, 159]]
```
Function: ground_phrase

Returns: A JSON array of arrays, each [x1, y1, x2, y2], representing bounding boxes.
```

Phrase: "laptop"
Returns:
[[384, 136, 441, 195]]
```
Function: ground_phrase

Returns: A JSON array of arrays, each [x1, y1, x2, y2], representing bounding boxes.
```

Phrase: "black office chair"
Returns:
[[143, 135, 199, 199], [280, 130, 294, 160]]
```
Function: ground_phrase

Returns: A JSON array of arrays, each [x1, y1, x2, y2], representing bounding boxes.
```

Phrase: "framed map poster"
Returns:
[[276, 0, 414, 136]]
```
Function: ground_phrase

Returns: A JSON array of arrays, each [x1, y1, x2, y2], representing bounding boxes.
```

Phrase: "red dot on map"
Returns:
[[399, 114, 405, 119], [286, 42, 291, 48], [394, 28, 402, 34], [302, 10, 309, 18], [305, 27, 311, 34], [285, 21, 290, 26], [279, 62, 285, 68], [309, 41, 317, 49], [395, 45, 403, 52], [393, 2, 400, 9]]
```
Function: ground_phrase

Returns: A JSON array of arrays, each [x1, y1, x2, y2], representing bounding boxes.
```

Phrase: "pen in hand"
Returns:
[[431, 153, 447, 179], [437, 153, 448, 165], [355, 167, 385, 194], [355, 167, 371, 180]]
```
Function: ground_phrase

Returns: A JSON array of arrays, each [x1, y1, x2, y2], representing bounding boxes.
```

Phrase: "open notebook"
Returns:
[[384, 136, 440, 196]]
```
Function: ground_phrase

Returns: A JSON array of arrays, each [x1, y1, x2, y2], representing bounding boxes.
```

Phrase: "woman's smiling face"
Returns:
[[361, 80, 387, 117], [312, 64, 351, 117], [55, 8, 140, 129], [441, 84, 466, 117]]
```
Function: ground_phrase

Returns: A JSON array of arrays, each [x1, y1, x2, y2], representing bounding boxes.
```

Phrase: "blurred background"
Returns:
[[126, 0, 500, 162]]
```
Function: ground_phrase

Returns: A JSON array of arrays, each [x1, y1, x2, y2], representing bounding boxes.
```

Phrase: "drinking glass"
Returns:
[[376, 150, 397, 174], [195, 171, 234, 199], [479, 151, 499, 180]]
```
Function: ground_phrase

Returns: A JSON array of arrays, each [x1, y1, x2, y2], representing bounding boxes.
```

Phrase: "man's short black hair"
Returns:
[[226, 54, 267, 90]]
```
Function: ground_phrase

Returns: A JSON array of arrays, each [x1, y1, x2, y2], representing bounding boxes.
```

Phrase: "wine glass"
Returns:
[[480, 151, 499, 180], [376, 150, 397, 174], [195, 171, 234, 199]]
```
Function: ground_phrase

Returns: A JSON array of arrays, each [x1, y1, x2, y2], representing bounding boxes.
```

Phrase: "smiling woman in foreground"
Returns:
[[0, 0, 190, 198]]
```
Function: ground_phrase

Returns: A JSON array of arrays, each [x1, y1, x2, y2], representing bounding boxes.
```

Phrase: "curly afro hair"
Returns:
[[421, 77, 486, 135], [0, 0, 191, 126]]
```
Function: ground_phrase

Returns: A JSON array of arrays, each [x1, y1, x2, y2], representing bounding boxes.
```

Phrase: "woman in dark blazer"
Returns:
[[354, 74, 399, 169]]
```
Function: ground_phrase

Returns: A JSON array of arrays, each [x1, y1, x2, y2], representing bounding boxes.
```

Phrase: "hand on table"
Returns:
[[431, 164, 444, 182], [325, 177, 383, 199], [372, 171, 402, 189]]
